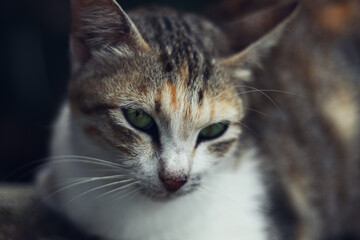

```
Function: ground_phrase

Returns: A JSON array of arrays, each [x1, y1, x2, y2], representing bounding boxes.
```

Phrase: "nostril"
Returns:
[[160, 175, 188, 192]]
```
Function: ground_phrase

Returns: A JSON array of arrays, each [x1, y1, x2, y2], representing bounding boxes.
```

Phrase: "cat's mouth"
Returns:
[[140, 188, 194, 201], [139, 179, 201, 201]]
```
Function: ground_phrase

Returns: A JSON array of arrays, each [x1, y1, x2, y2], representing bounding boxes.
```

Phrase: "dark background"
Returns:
[[0, 0, 224, 182]]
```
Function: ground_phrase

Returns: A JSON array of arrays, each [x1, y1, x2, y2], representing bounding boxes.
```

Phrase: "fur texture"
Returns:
[[36, 0, 295, 239]]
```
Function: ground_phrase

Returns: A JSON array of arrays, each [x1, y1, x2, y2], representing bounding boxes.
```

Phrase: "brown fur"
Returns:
[[236, 0, 360, 238], [208, 138, 238, 157]]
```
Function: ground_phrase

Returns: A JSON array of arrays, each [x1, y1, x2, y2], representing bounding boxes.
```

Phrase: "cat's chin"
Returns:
[[139, 187, 197, 202]]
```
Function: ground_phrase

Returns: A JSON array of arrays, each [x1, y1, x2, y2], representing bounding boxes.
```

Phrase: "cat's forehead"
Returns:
[[129, 9, 229, 88], [151, 80, 243, 128], [69, 8, 240, 120], [76, 9, 231, 91]]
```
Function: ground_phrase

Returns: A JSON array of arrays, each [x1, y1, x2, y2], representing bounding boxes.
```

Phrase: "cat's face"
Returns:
[[67, 0, 286, 200], [69, 44, 244, 199]]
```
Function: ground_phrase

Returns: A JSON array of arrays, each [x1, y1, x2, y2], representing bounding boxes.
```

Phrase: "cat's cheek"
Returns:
[[190, 145, 217, 174], [207, 138, 238, 158], [193, 138, 239, 170]]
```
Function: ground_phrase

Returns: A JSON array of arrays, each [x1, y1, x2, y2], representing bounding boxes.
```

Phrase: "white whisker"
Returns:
[[5, 154, 128, 181], [244, 107, 269, 117], [64, 179, 135, 206], [94, 181, 140, 201], [105, 187, 141, 204], [235, 120, 256, 134], [43, 174, 127, 202], [58, 174, 128, 185]]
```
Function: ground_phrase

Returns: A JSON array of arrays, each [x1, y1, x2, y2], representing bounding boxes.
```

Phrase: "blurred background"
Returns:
[[0, 0, 286, 182]]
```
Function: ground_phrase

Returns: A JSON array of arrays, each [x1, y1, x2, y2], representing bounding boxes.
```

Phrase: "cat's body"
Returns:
[[36, 0, 295, 239], [243, 1, 360, 238]]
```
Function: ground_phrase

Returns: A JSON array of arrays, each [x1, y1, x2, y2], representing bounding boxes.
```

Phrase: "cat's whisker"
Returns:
[[42, 174, 128, 202], [244, 89, 284, 119], [233, 84, 305, 98], [67, 168, 127, 174], [234, 120, 256, 134], [105, 187, 141, 204], [94, 181, 140, 201], [115, 158, 137, 167], [50, 155, 125, 168], [218, 85, 286, 119], [56, 174, 129, 186], [209, 87, 281, 121], [244, 107, 269, 117], [6, 155, 117, 175], [63, 179, 135, 206], [49, 156, 134, 174], [3, 155, 129, 182], [52, 156, 135, 172], [26, 174, 128, 216]]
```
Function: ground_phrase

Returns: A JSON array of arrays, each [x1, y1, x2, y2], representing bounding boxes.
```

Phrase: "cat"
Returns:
[[36, 0, 296, 239]]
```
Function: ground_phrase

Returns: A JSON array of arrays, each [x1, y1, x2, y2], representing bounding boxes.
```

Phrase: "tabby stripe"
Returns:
[[207, 138, 237, 157]]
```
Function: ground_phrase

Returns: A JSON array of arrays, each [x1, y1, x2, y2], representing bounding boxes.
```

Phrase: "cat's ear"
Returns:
[[70, 0, 149, 70], [220, 2, 297, 81]]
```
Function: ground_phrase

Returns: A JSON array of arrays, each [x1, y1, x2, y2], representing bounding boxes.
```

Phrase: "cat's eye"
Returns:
[[198, 122, 229, 141], [124, 109, 154, 130]]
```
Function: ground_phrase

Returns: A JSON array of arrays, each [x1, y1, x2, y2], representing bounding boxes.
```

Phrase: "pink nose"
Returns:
[[159, 175, 188, 192]]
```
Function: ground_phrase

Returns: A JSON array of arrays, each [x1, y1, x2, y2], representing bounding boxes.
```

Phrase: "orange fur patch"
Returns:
[[167, 82, 178, 110], [317, 2, 358, 34], [195, 109, 201, 120], [179, 62, 189, 83]]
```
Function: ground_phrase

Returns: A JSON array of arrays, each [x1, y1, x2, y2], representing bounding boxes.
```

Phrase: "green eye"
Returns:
[[199, 122, 228, 140], [124, 109, 154, 130]]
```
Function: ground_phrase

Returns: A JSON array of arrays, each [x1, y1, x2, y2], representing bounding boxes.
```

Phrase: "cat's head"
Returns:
[[67, 0, 295, 200]]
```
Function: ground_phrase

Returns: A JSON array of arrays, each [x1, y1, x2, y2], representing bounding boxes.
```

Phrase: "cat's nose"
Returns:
[[159, 174, 188, 192]]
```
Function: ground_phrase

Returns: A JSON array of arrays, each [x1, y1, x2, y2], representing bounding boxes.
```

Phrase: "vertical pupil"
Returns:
[[129, 110, 152, 128], [135, 111, 141, 118], [134, 111, 145, 123]]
